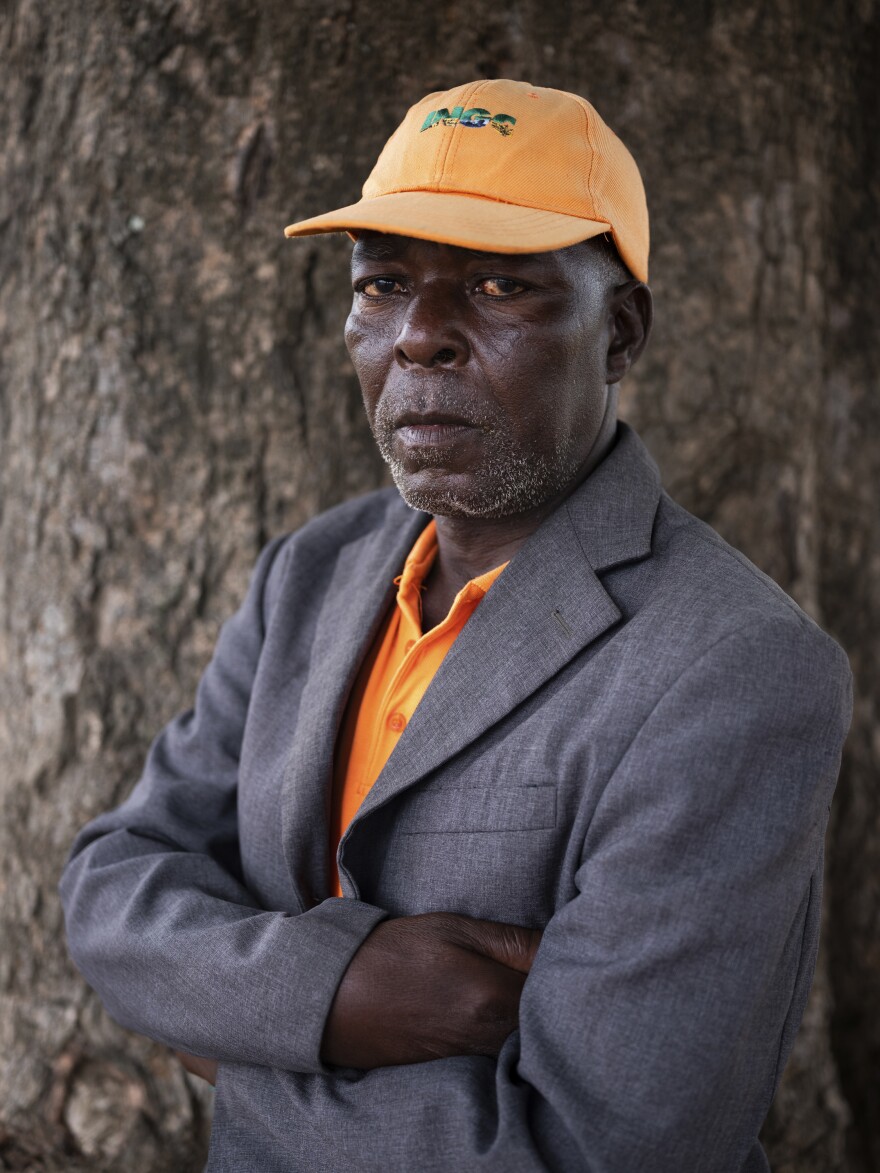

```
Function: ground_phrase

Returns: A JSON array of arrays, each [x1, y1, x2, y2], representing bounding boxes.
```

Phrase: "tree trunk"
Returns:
[[1, 1, 876, 1168]]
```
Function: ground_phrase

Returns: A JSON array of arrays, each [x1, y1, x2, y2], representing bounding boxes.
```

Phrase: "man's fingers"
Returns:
[[480, 922, 543, 974], [443, 915, 543, 974]]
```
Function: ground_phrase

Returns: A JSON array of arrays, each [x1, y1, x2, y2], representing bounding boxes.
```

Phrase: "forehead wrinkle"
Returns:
[[351, 233, 557, 270], [351, 235, 408, 262]]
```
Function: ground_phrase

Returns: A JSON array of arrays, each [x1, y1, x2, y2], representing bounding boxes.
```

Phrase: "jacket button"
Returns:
[[387, 712, 407, 732]]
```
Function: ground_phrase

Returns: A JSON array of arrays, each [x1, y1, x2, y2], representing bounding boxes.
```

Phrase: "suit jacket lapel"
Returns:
[[279, 501, 428, 902], [350, 424, 661, 826]]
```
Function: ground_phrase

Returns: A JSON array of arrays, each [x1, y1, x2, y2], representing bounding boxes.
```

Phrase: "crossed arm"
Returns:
[[178, 911, 542, 1083]]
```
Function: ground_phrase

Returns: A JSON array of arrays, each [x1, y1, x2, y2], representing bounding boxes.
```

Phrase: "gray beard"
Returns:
[[372, 411, 583, 519]]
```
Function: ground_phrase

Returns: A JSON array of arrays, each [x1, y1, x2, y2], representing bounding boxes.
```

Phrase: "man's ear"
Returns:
[[606, 281, 653, 385]]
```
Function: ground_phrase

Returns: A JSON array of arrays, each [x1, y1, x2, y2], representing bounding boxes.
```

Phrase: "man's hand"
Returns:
[[321, 912, 542, 1069]]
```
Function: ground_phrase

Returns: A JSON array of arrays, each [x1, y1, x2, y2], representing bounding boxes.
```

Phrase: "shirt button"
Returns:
[[387, 712, 407, 732], [405, 639, 416, 653]]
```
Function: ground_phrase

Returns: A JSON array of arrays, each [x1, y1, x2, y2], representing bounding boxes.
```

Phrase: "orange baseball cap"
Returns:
[[283, 79, 649, 282]]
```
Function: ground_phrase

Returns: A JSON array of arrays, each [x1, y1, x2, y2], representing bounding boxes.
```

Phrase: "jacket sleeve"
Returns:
[[59, 536, 387, 1074], [208, 614, 852, 1172]]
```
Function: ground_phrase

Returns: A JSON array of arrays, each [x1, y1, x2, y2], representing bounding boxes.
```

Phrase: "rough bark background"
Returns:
[[0, 0, 877, 1169]]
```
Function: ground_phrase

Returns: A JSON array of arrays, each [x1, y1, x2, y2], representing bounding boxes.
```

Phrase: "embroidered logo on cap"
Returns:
[[420, 107, 517, 136]]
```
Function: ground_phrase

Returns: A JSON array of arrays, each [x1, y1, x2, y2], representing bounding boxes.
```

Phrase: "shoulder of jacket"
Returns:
[[272, 487, 411, 559], [626, 492, 850, 679], [259, 487, 415, 613]]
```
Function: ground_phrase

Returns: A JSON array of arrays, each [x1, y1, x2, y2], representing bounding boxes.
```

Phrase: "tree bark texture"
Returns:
[[0, 1, 877, 1169]]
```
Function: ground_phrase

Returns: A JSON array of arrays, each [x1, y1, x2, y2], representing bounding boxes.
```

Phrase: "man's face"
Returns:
[[345, 233, 620, 519]]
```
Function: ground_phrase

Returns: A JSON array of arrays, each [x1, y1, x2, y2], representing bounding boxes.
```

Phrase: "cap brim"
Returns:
[[283, 191, 611, 255]]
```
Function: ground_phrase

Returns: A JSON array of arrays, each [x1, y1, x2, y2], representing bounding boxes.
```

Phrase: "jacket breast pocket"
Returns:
[[393, 784, 557, 835]]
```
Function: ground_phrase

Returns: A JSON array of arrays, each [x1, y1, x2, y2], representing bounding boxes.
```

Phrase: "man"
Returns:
[[61, 80, 851, 1171]]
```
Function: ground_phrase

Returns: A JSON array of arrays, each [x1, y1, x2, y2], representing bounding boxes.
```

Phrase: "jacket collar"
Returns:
[[565, 421, 661, 573], [279, 497, 424, 904]]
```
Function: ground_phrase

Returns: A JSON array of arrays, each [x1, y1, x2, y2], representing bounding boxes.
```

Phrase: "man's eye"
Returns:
[[357, 277, 403, 297], [476, 277, 525, 297]]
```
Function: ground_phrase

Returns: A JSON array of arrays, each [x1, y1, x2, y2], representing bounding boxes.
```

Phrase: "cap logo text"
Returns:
[[420, 107, 517, 137]]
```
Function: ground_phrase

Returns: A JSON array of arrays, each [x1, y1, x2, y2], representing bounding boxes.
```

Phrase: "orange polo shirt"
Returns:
[[330, 520, 507, 895]]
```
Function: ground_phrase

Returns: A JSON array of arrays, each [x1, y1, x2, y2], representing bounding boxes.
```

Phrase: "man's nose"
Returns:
[[394, 291, 470, 369]]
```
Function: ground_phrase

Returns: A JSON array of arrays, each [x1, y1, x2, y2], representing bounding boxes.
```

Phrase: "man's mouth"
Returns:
[[394, 410, 480, 446]]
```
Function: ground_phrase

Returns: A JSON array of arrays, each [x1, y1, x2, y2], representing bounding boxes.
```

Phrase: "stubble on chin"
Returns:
[[371, 413, 582, 520]]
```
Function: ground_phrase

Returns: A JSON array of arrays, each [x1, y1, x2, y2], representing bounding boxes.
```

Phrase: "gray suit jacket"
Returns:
[[61, 424, 852, 1172]]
